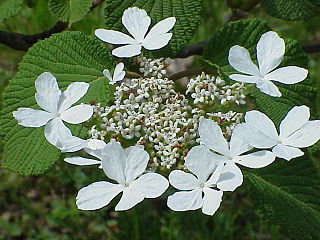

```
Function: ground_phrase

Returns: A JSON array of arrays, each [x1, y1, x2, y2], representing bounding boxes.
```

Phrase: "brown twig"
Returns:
[[169, 68, 218, 81]]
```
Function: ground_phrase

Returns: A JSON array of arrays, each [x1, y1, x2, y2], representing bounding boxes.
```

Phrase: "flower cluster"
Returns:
[[137, 56, 174, 78]]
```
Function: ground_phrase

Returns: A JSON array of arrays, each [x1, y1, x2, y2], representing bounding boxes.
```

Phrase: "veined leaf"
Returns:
[[104, 0, 202, 57], [0, 0, 23, 22], [0, 31, 114, 175]]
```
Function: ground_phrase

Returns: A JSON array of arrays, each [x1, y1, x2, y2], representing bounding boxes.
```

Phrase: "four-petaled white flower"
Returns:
[[236, 106, 320, 161], [95, 7, 176, 58], [13, 72, 93, 152], [76, 141, 169, 211], [103, 62, 126, 85], [167, 146, 241, 215], [199, 119, 276, 182], [228, 31, 308, 97]]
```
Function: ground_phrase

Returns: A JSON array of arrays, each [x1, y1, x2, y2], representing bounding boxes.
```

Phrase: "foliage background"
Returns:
[[0, 0, 319, 239]]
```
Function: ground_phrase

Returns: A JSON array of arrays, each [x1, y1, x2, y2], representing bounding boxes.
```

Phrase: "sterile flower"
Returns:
[[76, 141, 169, 211], [12, 72, 93, 152], [95, 7, 176, 58], [236, 106, 320, 160], [167, 145, 241, 215], [228, 31, 308, 97], [103, 62, 126, 85], [199, 119, 276, 181]]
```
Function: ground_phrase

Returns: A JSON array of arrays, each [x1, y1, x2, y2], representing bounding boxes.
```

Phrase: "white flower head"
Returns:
[[236, 106, 320, 161], [95, 7, 176, 58], [13, 72, 93, 152], [228, 31, 308, 97], [167, 146, 241, 215], [103, 62, 126, 85], [76, 141, 169, 211]]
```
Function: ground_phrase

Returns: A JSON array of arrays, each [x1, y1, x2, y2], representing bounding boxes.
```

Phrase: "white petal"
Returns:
[[144, 17, 176, 40], [101, 141, 126, 184], [113, 62, 126, 83], [44, 117, 72, 147], [272, 144, 304, 161], [205, 162, 224, 187], [115, 187, 145, 211], [230, 125, 253, 157], [202, 188, 223, 216], [169, 170, 199, 190], [103, 69, 112, 82], [229, 74, 260, 83], [257, 31, 285, 76], [86, 139, 106, 151], [124, 146, 149, 183], [56, 135, 87, 153], [13, 108, 54, 127], [64, 156, 101, 166], [35, 72, 61, 114], [256, 79, 282, 97], [265, 66, 308, 84], [143, 33, 173, 50], [279, 105, 310, 140], [167, 188, 203, 212], [199, 119, 230, 156], [112, 44, 142, 58], [185, 145, 221, 183], [95, 29, 137, 45], [58, 82, 90, 112], [60, 104, 93, 124], [122, 7, 151, 42], [217, 162, 243, 191], [228, 45, 260, 76], [76, 181, 123, 210], [283, 120, 320, 148], [235, 150, 276, 168], [130, 173, 169, 198]]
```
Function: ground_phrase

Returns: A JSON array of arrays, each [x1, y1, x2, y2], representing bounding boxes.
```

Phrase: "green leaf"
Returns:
[[203, 18, 320, 239], [0, 0, 23, 22], [48, 0, 92, 24], [0, 31, 114, 175], [104, 0, 203, 56], [259, 0, 320, 21]]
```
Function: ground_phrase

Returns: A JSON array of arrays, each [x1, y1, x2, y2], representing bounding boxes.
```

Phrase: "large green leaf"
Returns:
[[259, 0, 320, 21], [0, 0, 23, 22], [104, 0, 202, 56], [48, 0, 92, 24], [0, 31, 114, 175], [203, 19, 320, 239]]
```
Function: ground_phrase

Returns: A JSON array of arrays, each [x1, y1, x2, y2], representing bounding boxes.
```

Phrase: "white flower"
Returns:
[[199, 119, 276, 182], [167, 146, 241, 215], [228, 31, 308, 97], [76, 141, 169, 211], [103, 62, 126, 85], [236, 106, 320, 161], [95, 7, 176, 58], [13, 72, 93, 152]]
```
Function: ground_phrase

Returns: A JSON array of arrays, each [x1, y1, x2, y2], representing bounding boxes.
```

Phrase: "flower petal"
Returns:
[[283, 120, 320, 148], [113, 62, 126, 83], [228, 45, 260, 76], [13, 108, 54, 127], [124, 146, 149, 182], [144, 17, 176, 40], [130, 173, 169, 198], [256, 79, 282, 97], [257, 31, 285, 76], [76, 181, 123, 210], [169, 170, 199, 190], [202, 188, 223, 216], [265, 66, 308, 84], [60, 104, 93, 124], [122, 7, 151, 42], [115, 187, 145, 211], [58, 82, 90, 112], [217, 162, 243, 191], [35, 72, 61, 114], [56, 135, 87, 153], [199, 119, 230, 156], [143, 33, 173, 50], [44, 117, 71, 147], [229, 74, 260, 84], [101, 141, 126, 184], [112, 44, 142, 58], [235, 150, 276, 168], [103, 69, 112, 82], [230, 125, 253, 157], [279, 105, 310, 140], [95, 29, 137, 45], [64, 157, 101, 166], [272, 144, 304, 161], [167, 188, 203, 212]]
